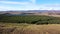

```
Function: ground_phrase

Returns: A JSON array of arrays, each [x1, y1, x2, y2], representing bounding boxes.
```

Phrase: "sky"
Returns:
[[0, 0, 60, 11]]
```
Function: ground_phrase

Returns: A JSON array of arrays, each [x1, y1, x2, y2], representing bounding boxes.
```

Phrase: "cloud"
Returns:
[[0, 6, 22, 11], [0, 6, 11, 11], [0, 0, 60, 11], [0, 1, 29, 5], [24, 3, 60, 10], [39, 4, 60, 10], [0, 4, 60, 11], [41, 4, 60, 7], [0, 0, 36, 5]]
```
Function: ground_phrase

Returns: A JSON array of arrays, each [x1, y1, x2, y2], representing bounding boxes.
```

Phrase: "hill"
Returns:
[[0, 23, 60, 34], [0, 10, 60, 16]]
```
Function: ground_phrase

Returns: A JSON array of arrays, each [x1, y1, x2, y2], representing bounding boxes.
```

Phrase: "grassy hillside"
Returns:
[[0, 23, 60, 34], [0, 14, 60, 24], [0, 14, 60, 34]]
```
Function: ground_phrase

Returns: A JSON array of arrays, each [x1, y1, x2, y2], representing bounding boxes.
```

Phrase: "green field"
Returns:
[[0, 14, 60, 24]]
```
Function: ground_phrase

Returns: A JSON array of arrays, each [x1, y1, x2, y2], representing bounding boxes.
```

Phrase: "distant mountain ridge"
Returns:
[[0, 10, 60, 16]]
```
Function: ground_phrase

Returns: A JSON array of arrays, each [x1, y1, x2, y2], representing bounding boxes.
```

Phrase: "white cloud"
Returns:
[[0, 0, 36, 5], [23, 3, 60, 10], [0, 4, 60, 11], [0, 0, 60, 11], [0, 6, 22, 11], [0, 6, 10, 11], [0, 1, 29, 5]]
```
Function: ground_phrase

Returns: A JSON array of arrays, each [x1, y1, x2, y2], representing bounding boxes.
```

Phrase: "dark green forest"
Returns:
[[0, 14, 60, 24]]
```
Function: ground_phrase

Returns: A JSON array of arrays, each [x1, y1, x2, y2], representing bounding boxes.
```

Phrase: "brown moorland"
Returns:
[[0, 23, 60, 34]]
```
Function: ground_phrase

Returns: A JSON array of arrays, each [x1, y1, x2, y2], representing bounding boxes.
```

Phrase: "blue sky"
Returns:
[[0, 0, 60, 11]]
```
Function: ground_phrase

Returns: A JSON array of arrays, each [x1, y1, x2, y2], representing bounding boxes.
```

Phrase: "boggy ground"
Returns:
[[0, 23, 60, 34]]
